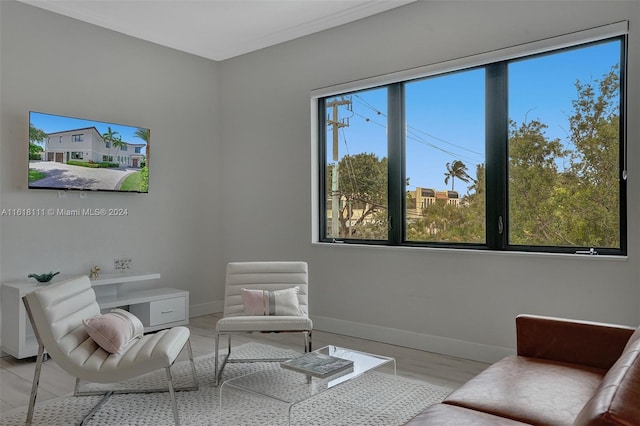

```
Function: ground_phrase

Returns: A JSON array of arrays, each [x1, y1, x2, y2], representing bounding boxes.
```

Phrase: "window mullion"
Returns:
[[485, 63, 508, 250], [618, 34, 628, 255], [318, 97, 329, 241], [388, 83, 404, 245]]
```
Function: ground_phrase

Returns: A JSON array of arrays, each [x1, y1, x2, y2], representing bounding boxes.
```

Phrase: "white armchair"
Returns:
[[22, 275, 198, 425], [214, 261, 312, 386]]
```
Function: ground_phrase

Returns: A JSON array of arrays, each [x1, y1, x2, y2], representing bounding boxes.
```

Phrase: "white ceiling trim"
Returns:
[[17, 1, 416, 61], [214, 1, 416, 60]]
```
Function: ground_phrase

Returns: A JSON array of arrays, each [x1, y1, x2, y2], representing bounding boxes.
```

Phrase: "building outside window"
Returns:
[[71, 134, 83, 142], [70, 152, 83, 160]]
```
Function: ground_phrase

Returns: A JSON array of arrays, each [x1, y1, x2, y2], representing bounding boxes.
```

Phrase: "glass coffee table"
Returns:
[[219, 345, 396, 425]]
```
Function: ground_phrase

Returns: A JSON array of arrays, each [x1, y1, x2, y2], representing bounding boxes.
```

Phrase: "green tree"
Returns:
[[408, 196, 485, 243], [465, 164, 485, 206], [444, 160, 471, 191], [409, 200, 458, 241], [508, 119, 566, 245], [133, 128, 150, 192], [461, 163, 486, 242], [562, 65, 621, 247], [508, 65, 621, 248], [328, 153, 388, 238], [29, 124, 46, 160]]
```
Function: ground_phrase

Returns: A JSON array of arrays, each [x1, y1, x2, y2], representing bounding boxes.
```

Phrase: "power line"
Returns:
[[351, 110, 481, 167], [352, 94, 484, 160], [340, 126, 361, 197]]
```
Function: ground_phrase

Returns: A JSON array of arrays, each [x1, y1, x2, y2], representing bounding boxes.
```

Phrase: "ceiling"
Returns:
[[18, 0, 415, 61]]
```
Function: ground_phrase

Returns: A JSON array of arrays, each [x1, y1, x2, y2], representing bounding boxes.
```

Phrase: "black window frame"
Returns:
[[318, 35, 627, 256]]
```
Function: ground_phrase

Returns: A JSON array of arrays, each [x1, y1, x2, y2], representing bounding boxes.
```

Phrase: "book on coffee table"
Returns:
[[280, 352, 354, 378]]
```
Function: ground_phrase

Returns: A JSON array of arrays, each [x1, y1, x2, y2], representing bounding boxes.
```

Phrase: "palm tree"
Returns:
[[102, 127, 119, 162], [444, 160, 471, 191], [467, 163, 485, 196], [134, 128, 150, 167], [111, 136, 124, 165]]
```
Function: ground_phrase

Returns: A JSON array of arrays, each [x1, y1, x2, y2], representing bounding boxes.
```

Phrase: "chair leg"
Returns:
[[214, 333, 232, 387], [186, 339, 199, 390], [305, 330, 312, 352], [214, 332, 219, 386], [25, 343, 45, 425], [166, 367, 180, 426], [71, 364, 194, 425], [79, 391, 113, 426]]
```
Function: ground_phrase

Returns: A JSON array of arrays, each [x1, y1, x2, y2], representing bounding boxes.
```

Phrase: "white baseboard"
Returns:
[[311, 315, 514, 364], [188, 301, 513, 363], [190, 300, 223, 318]]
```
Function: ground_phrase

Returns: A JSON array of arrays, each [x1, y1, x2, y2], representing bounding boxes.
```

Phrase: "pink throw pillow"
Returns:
[[83, 309, 143, 354], [241, 287, 303, 316]]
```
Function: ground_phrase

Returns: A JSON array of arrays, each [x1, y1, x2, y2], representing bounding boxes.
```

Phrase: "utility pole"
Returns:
[[326, 97, 351, 238]]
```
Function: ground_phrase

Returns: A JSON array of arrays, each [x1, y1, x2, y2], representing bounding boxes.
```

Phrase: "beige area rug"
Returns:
[[0, 342, 451, 425]]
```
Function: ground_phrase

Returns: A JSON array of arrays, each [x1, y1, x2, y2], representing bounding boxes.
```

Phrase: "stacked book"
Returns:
[[281, 352, 354, 378]]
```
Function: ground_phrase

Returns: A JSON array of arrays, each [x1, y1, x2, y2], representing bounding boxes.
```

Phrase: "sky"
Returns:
[[30, 111, 149, 149], [326, 38, 621, 195]]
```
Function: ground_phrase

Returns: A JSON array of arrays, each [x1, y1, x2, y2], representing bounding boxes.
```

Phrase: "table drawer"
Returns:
[[148, 297, 186, 326], [130, 293, 188, 329]]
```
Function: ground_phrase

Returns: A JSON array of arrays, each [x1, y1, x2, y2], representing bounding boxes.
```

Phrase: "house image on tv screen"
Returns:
[[42, 127, 145, 167]]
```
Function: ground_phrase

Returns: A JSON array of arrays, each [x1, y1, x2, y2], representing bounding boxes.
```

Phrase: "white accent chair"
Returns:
[[22, 275, 198, 425], [214, 261, 312, 386]]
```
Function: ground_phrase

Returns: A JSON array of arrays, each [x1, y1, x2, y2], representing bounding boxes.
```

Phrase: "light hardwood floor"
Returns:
[[0, 313, 489, 417]]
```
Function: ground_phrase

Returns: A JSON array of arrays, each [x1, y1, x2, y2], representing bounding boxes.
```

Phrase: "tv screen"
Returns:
[[28, 111, 149, 193]]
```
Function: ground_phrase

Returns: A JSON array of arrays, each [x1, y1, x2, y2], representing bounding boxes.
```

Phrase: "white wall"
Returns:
[[1, 0, 638, 364], [0, 1, 224, 328], [218, 0, 640, 362]]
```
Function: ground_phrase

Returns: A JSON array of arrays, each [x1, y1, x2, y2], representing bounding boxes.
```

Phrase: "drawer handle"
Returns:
[[161, 310, 175, 314]]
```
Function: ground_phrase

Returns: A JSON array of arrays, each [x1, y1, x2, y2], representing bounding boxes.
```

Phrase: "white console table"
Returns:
[[1, 273, 189, 359]]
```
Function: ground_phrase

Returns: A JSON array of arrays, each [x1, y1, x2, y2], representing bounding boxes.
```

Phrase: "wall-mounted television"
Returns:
[[28, 111, 150, 193]]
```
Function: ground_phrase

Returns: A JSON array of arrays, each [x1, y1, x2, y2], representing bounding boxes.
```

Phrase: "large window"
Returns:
[[318, 32, 626, 255], [507, 43, 623, 250], [405, 68, 486, 244], [324, 88, 388, 240]]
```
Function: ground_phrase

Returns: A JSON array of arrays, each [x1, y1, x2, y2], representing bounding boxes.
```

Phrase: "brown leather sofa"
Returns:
[[406, 314, 640, 425]]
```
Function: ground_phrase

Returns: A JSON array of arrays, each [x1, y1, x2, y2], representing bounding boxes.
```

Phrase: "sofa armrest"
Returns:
[[516, 314, 635, 370]]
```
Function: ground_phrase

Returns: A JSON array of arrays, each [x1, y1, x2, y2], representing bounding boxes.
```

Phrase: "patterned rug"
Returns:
[[1, 342, 451, 425]]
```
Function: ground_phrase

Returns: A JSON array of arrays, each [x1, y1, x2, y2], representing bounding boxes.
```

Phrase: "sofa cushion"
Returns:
[[516, 315, 636, 370], [623, 325, 640, 352], [444, 355, 606, 425], [404, 403, 530, 425], [573, 328, 640, 425]]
